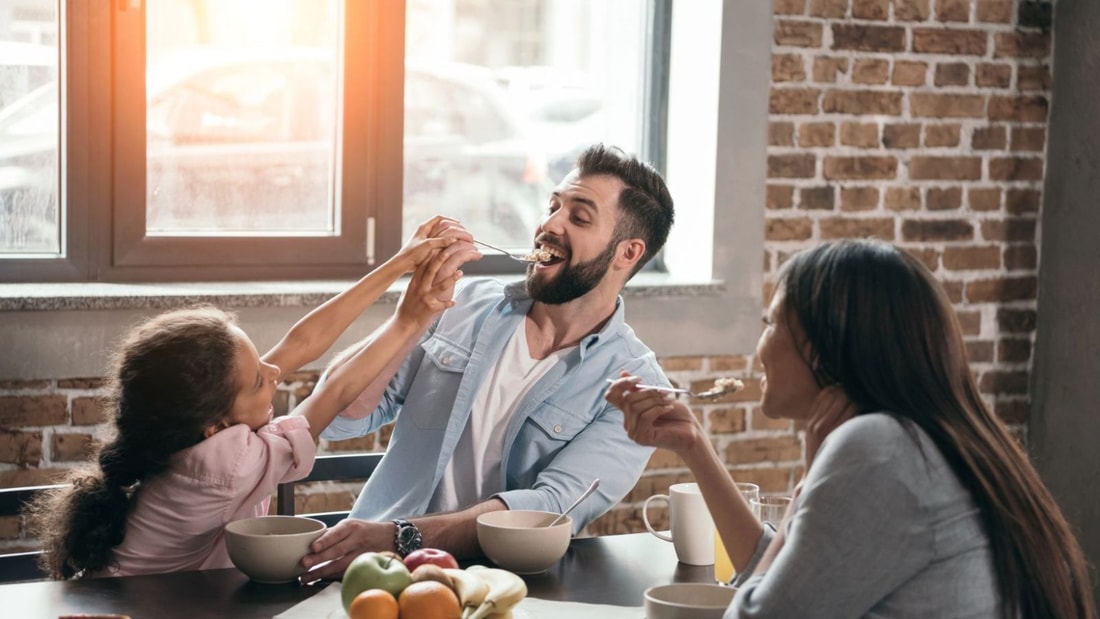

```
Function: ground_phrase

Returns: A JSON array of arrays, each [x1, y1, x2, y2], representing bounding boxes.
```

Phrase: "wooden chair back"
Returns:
[[275, 452, 383, 527], [0, 485, 61, 582]]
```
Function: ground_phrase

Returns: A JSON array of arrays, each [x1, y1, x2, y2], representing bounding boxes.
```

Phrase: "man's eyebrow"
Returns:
[[552, 190, 598, 210]]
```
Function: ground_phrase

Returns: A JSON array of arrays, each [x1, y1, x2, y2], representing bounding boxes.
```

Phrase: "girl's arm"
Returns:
[[291, 250, 460, 441], [318, 236, 482, 419], [261, 216, 460, 377]]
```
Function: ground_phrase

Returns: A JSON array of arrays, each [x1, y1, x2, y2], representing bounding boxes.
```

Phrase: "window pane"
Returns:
[[145, 0, 340, 235], [0, 2, 60, 254], [404, 0, 647, 249]]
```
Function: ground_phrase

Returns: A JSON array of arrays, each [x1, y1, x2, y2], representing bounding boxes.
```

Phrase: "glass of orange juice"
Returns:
[[715, 482, 760, 584]]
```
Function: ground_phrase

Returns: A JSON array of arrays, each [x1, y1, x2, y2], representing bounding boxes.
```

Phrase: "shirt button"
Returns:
[[442, 355, 451, 366], [553, 424, 562, 433]]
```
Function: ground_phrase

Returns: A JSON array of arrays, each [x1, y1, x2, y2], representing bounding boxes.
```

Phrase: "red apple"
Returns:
[[402, 547, 459, 571]]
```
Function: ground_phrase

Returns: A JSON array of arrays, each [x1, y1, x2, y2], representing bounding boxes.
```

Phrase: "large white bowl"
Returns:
[[224, 515, 326, 583], [644, 583, 738, 619], [476, 510, 571, 574]]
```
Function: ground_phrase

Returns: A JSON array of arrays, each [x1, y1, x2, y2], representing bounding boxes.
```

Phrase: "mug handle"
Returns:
[[642, 494, 673, 542]]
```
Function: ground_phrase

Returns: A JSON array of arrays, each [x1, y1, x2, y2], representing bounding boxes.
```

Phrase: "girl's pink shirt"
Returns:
[[100, 415, 316, 577]]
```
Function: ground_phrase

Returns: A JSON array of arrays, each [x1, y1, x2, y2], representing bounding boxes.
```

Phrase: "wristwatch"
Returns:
[[392, 518, 423, 557]]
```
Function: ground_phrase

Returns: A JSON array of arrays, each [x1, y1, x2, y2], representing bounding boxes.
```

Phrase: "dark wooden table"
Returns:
[[0, 532, 713, 618]]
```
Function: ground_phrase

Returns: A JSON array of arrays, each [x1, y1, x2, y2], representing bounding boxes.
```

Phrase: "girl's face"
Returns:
[[206, 326, 280, 436], [755, 291, 821, 420]]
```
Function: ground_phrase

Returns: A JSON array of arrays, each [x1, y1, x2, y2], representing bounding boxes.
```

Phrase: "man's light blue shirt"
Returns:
[[321, 277, 667, 533]]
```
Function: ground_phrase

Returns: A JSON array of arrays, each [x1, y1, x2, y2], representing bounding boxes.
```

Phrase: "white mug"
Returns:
[[642, 482, 715, 566]]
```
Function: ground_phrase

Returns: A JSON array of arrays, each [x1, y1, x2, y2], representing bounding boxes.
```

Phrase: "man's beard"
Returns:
[[526, 240, 617, 305]]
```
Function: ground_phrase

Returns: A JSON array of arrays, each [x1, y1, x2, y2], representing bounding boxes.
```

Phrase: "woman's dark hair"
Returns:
[[575, 143, 674, 276], [26, 306, 241, 579], [777, 239, 1095, 619]]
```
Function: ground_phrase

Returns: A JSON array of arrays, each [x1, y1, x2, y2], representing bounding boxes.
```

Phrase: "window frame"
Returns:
[[0, 0, 405, 282], [107, 0, 393, 281], [1, 0, 673, 283], [0, 1, 772, 364]]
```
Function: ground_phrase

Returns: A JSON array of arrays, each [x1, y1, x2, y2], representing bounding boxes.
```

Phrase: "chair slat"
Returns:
[[275, 452, 383, 522]]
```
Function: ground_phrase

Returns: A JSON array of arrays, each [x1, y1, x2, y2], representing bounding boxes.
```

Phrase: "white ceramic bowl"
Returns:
[[224, 515, 326, 583], [476, 510, 571, 574], [644, 583, 738, 619]]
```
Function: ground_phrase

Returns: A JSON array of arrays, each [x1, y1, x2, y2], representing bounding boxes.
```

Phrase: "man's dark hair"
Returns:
[[575, 144, 675, 276]]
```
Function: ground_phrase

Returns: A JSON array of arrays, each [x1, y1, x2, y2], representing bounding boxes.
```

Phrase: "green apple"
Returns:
[[341, 552, 413, 611]]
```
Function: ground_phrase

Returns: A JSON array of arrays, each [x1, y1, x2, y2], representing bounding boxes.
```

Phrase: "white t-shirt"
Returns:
[[427, 319, 571, 513]]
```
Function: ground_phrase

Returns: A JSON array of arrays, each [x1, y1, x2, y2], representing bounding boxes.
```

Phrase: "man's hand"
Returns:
[[300, 519, 393, 582]]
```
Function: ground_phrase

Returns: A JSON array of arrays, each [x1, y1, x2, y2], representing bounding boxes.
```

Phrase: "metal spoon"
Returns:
[[472, 239, 541, 263], [604, 377, 743, 400], [548, 478, 600, 527]]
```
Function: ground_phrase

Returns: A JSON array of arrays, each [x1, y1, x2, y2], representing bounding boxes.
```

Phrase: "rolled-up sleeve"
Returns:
[[228, 415, 317, 516]]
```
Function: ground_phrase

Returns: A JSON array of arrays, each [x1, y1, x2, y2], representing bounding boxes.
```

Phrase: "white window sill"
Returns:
[[0, 272, 761, 380], [0, 272, 723, 313]]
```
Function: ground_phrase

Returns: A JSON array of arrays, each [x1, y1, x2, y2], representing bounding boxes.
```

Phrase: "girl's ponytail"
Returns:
[[29, 461, 129, 577]]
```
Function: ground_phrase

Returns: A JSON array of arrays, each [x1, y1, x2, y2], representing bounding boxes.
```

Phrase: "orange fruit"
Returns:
[[347, 588, 399, 619], [397, 580, 462, 619]]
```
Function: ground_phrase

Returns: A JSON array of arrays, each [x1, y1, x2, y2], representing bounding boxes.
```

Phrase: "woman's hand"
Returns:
[[605, 371, 703, 456], [804, 386, 858, 471]]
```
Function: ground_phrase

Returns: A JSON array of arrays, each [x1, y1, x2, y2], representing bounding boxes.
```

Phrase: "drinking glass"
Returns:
[[714, 482, 760, 584], [752, 495, 793, 528]]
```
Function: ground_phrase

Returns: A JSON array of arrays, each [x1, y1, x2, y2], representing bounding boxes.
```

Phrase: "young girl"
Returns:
[[28, 216, 479, 579]]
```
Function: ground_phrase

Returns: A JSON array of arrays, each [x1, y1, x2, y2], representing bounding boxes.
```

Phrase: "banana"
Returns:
[[465, 566, 527, 619], [444, 567, 490, 617]]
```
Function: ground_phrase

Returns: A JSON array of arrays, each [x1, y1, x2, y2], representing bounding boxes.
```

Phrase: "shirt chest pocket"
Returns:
[[405, 336, 472, 430], [525, 401, 592, 443], [422, 336, 471, 374]]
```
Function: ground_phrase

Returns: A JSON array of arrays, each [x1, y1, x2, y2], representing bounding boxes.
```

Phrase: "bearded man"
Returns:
[[302, 144, 676, 579]]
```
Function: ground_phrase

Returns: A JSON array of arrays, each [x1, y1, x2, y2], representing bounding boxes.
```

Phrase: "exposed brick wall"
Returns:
[[0, 0, 1054, 548], [0, 360, 787, 545], [604, 0, 1053, 536], [765, 0, 1048, 424]]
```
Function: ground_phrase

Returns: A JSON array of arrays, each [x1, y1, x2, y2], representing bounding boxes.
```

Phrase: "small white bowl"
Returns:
[[224, 515, 326, 583], [644, 583, 738, 619], [476, 510, 571, 574]]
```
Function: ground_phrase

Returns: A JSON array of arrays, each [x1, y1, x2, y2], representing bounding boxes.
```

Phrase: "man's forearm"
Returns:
[[411, 498, 508, 559]]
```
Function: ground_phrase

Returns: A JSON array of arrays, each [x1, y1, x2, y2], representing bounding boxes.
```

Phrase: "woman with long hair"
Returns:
[[607, 239, 1094, 618]]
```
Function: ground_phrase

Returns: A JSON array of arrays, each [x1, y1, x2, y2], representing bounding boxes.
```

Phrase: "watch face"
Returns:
[[397, 523, 422, 553]]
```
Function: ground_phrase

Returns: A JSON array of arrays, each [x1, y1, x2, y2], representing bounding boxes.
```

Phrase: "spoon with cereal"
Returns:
[[605, 376, 745, 400], [473, 239, 555, 264]]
